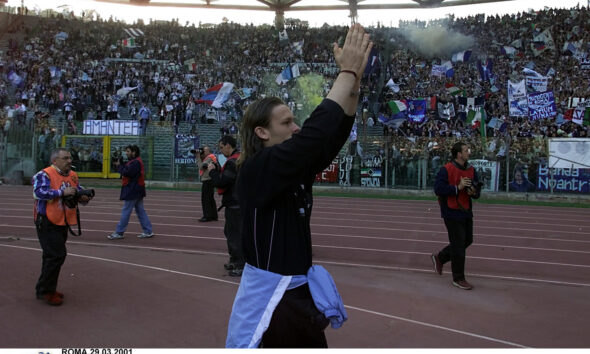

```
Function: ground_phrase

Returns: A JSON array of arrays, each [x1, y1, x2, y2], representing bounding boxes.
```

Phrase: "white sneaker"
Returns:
[[138, 232, 154, 239], [108, 232, 124, 240]]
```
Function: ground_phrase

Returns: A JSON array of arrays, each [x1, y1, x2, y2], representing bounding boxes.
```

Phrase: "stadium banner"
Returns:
[[537, 164, 590, 193], [525, 73, 549, 92], [174, 134, 200, 164], [407, 99, 427, 123], [508, 80, 528, 117], [469, 159, 500, 192], [527, 91, 557, 120], [315, 158, 339, 183], [83, 120, 140, 135]]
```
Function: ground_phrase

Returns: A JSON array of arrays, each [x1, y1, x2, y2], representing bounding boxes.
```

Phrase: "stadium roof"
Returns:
[[94, 0, 514, 24], [96, 0, 514, 12]]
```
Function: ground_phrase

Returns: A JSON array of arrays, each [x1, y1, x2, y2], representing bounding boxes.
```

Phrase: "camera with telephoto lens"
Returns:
[[468, 180, 483, 194], [63, 188, 95, 209]]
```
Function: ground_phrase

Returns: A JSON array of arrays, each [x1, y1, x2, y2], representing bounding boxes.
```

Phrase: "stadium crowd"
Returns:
[[1, 4, 589, 181]]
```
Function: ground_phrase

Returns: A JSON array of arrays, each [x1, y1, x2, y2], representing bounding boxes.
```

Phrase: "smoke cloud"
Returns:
[[398, 26, 475, 59]]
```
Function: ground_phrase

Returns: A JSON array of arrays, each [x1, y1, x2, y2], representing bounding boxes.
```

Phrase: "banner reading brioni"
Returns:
[[537, 164, 590, 193], [174, 134, 200, 164]]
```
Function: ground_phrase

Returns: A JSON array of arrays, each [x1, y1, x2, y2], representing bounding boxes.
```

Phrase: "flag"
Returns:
[[184, 58, 196, 71], [431, 61, 453, 78], [487, 117, 504, 130], [501, 46, 516, 56], [124, 28, 144, 37], [386, 78, 400, 93], [291, 63, 300, 79], [446, 84, 462, 96], [196, 82, 235, 108], [278, 29, 289, 45], [54, 32, 68, 41], [437, 102, 455, 120], [477, 59, 494, 81], [122, 37, 136, 48], [7, 70, 23, 87], [523, 68, 548, 92], [116, 86, 137, 97], [388, 100, 407, 115], [364, 47, 380, 75], [407, 99, 427, 123], [572, 104, 588, 125], [531, 28, 555, 56], [511, 39, 523, 48], [479, 107, 486, 140], [291, 40, 304, 56], [451, 50, 472, 62], [275, 65, 293, 85]]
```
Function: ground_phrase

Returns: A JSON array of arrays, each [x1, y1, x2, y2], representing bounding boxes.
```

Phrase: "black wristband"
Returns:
[[340, 70, 357, 79]]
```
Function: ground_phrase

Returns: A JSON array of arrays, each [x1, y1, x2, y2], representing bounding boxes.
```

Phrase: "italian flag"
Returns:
[[446, 84, 462, 96], [387, 100, 407, 114], [122, 37, 136, 48]]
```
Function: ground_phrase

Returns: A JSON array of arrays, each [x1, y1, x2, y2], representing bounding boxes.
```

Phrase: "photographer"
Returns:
[[432, 141, 481, 290], [108, 145, 154, 240], [194, 146, 218, 222], [32, 148, 93, 306]]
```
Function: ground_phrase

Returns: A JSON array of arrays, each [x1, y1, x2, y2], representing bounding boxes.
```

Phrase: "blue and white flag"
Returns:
[[54, 32, 68, 41], [7, 71, 23, 87], [501, 46, 516, 56], [451, 50, 472, 62], [508, 80, 528, 117], [275, 65, 293, 85], [291, 40, 304, 56], [364, 47, 380, 75], [477, 59, 494, 81], [523, 67, 549, 92], [431, 61, 453, 78], [278, 29, 289, 45]]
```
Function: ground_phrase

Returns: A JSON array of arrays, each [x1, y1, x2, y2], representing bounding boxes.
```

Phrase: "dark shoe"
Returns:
[[452, 280, 473, 290], [228, 268, 243, 277], [37, 291, 64, 300], [224, 262, 236, 270], [198, 217, 214, 222], [39, 292, 63, 306], [431, 253, 443, 275]]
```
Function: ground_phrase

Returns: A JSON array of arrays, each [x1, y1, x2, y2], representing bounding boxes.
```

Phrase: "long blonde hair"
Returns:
[[238, 97, 285, 167]]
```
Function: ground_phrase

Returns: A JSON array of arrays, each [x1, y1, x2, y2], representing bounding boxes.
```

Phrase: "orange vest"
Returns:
[[443, 162, 474, 211], [199, 153, 218, 176], [38, 166, 79, 226]]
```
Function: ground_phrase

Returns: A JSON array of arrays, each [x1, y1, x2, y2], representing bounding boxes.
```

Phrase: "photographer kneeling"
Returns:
[[33, 148, 94, 306]]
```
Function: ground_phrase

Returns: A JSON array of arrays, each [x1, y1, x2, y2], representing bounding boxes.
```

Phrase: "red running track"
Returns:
[[1, 185, 589, 348]]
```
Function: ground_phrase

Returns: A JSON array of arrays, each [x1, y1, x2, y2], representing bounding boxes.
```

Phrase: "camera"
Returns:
[[63, 188, 95, 209], [190, 148, 204, 155], [202, 162, 209, 170]]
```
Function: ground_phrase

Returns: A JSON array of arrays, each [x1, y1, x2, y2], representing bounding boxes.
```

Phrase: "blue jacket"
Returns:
[[118, 158, 146, 200], [226, 263, 347, 348]]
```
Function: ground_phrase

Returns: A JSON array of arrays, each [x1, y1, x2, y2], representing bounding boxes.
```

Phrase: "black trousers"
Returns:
[[201, 180, 218, 220], [438, 218, 473, 281], [260, 284, 329, 348], [35, 215, 68, 296], [224, 206, 244, 267]]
